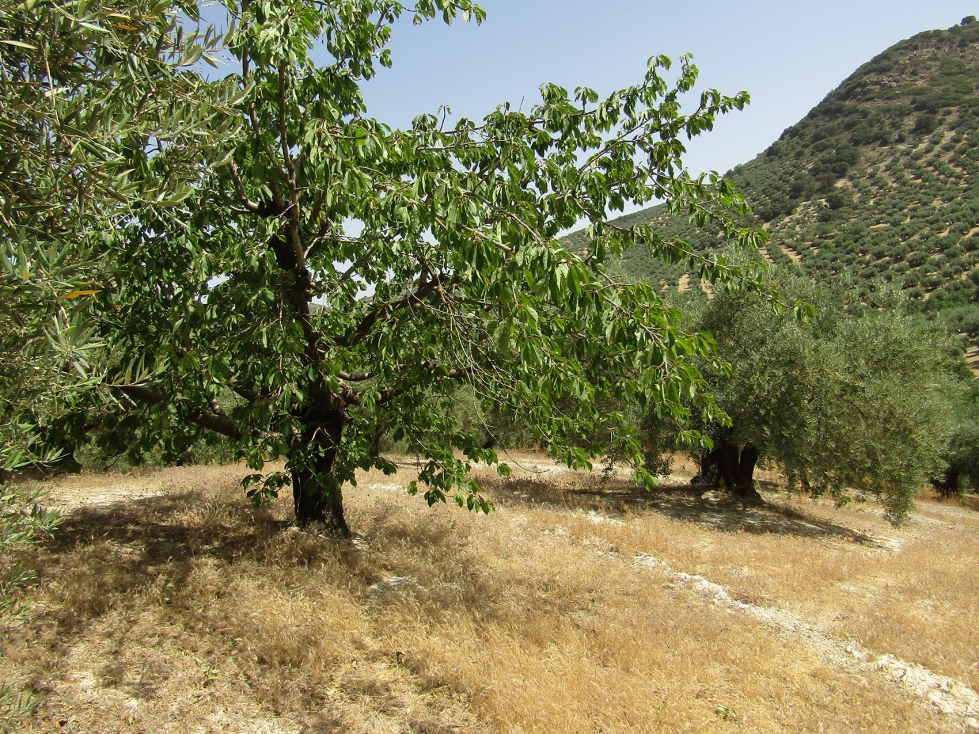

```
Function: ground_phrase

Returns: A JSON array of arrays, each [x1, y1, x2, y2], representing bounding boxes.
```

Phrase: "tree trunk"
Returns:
[[698, 440, 761, 500], [291, 414, 350, 537], [735, 445, 761, 500], [930, 466, 960, 500]]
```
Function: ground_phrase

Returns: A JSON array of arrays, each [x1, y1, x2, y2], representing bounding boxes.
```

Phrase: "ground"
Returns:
[[2, 454, 979, 733]]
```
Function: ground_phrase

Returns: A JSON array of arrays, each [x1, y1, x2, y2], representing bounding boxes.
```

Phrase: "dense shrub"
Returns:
[[826, 188, 854, 210], [908, 250, 930, 267]]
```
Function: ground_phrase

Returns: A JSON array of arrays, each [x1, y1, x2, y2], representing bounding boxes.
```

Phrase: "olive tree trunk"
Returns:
[[698, 440, 761, 500], [930, 466, 961, 500]]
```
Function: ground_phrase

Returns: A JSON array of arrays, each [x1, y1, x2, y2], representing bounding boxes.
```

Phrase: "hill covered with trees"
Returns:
[[571, 18, 979, 334]]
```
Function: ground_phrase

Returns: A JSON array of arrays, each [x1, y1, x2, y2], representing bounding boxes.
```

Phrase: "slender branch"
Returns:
[[337, 382, 362, 405], [227, 380, 260, 403], [376, 362, 473, 405], [336, 247, 375, 283], [277, 61, 300, 222], [228, 160, 260, 213], [335, 273, 444, 348], [338, 370, 374, 381], [241, 0, 251, 81]]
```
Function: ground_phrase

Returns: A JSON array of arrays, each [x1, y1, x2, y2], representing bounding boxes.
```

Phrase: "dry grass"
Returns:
[[492, 464, 979, 693], [1, 456, 976, 732]]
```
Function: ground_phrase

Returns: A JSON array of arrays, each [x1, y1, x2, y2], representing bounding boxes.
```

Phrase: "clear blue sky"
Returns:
[[357, 0, 977, 183]]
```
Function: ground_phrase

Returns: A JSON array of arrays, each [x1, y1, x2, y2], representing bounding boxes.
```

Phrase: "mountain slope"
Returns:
[[577, 19, 979, 326]]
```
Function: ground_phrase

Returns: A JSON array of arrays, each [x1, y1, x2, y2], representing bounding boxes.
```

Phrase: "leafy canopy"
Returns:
[[95, 0, 766, 527], [647, 269, 957, 522], [0, 0, 242, 471]]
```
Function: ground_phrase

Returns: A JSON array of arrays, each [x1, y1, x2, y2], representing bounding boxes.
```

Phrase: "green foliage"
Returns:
[[941, 381, 979, 492], [644, 269, 957, 522], [0, 443, 62, 729], [825, 188, 853, 211], [90, 0, 766, 532], [0, 0, 241, 474], [0, 480, 61, 614]]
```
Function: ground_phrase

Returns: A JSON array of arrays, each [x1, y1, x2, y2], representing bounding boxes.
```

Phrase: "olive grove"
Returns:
[[643, 270, 959, 522]]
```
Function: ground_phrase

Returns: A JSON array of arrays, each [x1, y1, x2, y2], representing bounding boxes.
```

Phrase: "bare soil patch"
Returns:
[[2, 456, 978, 732]]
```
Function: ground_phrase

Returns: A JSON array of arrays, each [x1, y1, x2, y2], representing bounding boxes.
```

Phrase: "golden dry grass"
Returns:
[[504, 466, 979, 695], [1, 456, 977, 732]]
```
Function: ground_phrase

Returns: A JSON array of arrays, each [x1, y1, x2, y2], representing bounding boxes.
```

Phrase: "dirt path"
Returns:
[[778, 244, 802, 264], [965, 346, 979, 378], [487, 456, 979, 729], [629, 552, 979, 728], [39, 464, 259, 511]]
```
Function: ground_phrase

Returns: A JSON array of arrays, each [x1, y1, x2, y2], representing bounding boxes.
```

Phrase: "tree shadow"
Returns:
[[14, 490, 498, 731], [29, 491, 381, 631], [483, 474, 884, 548]]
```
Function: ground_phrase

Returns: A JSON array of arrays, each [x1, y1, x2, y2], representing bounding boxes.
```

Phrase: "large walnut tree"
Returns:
[[101, 0, 766, 535]]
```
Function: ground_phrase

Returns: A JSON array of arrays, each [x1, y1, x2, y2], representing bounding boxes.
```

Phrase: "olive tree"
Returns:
[[97, 0, 766, 536], [932, 380, 979, 498], [645, 271, 956, 522], [1, 0, 242, 472], [1, 0, 240, 722]]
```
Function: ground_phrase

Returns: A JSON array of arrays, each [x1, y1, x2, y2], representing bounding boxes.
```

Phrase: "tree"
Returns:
[[1, 0, 241, 474], [1, 0, 239, 722], [94, 0, 766, 536], [932, 381, 979, 499], [644, 270, 957, 522]]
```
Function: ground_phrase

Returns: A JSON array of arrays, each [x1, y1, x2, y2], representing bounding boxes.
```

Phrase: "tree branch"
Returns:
[[208, 397, 227, 418], [338, 370, 374, 381], [277, 61, 299, 216], [228, 160, 260, 213], [227, 379, 261, 403], [335, 273, 444, 348], [116, 385, 279, 441], [376, 362, 473, 405]]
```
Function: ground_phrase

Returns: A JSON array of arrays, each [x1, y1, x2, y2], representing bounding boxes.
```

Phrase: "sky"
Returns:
[[353, 0, 978, 189]]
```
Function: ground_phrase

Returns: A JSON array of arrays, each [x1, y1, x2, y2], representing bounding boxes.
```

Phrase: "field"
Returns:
[[3, 456, 979, 733]]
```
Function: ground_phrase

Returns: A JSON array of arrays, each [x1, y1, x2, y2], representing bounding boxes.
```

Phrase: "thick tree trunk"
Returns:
[[697, 440, 761, 500], [49, 448, 81, 475], [930, 466, 960, 500], [735, 445, 761, 500], [291, 414, 350, 537], [176, 448, 195, 467]]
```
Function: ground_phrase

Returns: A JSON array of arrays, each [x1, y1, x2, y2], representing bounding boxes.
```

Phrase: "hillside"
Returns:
[[574, 19, 979, 331]]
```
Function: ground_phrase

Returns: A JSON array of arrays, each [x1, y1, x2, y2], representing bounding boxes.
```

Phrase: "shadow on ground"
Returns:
[[482, 474, 883, 547], [30, 491, 387, 629]]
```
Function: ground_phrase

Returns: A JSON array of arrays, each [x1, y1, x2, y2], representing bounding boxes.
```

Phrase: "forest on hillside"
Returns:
[[567, 19, 979, 339]]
